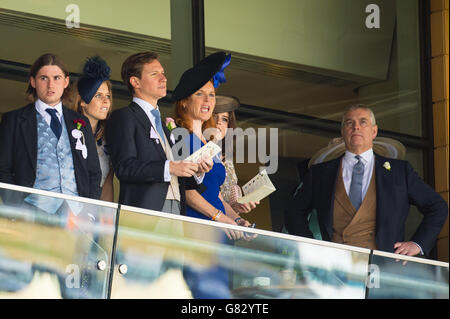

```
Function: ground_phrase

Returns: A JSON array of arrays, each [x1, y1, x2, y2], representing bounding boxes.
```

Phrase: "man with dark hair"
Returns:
[[0, 53, 101, 212], [106, 51, 211, 215], [286, 104, 448, 257]]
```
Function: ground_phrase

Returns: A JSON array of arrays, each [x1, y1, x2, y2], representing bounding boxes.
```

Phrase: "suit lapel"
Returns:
[[374, 154, 393, 225], [321, 156, 342, 240], [19, 104, 38, 171], [129, 102, 167, 161], [334, 163, 356, 217], [163, 124, 173, 147]]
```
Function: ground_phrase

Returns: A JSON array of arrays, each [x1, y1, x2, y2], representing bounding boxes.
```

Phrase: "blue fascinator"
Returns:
[[213, 54, 231, 88], [78, 56, 111, 104]]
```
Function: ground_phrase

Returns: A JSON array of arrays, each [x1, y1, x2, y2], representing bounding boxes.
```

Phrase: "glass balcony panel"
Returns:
[[110, 205, 370, 299], [0, 183, 118, 299], [367, 251, 449, 299]]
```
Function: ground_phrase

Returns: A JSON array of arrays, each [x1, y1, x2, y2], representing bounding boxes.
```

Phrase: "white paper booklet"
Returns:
[[184, 141, 222, 163], [237, 169, 276, 204]]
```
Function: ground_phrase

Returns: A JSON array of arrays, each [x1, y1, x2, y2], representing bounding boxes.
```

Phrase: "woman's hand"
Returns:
[[232, 201, 260, 214], [197, 156, 214, 175], [216, 213, 244, 241], [235, 217, 258, 241]]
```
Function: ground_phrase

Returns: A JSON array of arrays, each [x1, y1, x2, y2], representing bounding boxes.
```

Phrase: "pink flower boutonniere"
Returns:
[[165, 117, 176, 131]]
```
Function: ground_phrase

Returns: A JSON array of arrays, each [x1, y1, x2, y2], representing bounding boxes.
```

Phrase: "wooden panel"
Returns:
[[437, 237, 449, 262], [431, 11, 449, 57], [439, 191, 449, 203], [431, 0, 447, 12], [438, 213, 449, 238], [432, 55, 449, 102], [434, 145, 449, 193], [433, 100, 449, 147]]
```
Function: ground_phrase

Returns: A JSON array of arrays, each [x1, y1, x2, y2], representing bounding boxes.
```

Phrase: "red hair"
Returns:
[[173, 80, 216, 134]]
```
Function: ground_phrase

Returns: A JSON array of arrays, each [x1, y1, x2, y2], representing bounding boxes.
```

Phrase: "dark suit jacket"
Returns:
[[0, 103, 102, 200], [106, 101, 196, 214], [285, 153, 448, 255]]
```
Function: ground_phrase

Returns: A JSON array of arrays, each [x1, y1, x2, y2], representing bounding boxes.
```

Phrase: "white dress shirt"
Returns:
[[133, 97, 171, 182], [35, 99, 63, 126], [133, 97, 204, 184], [342, 148, 374, 200]]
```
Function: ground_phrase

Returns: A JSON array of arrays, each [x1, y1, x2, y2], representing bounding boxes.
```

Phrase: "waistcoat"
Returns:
[[24, 112, 78, 214], [332, 160, 377, 250]]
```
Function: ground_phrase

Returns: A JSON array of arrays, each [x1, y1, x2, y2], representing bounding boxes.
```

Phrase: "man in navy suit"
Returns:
[[0, 53, 101, 207], [286, 104, 448, 257], [106, 51, 211, 215]]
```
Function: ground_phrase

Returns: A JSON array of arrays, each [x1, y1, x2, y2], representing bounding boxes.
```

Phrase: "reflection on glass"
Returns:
[[0, 185, 117, 299], [367, 254, 449, 299], [205, 0, 423, 136], [1, 184, 448, 299], [111, 208, 370, 299]]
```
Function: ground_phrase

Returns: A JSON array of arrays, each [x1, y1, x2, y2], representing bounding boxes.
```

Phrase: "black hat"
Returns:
[[172, 52, 229, 102], [78, 56, 111, 104], [213, 95, 240, 113]]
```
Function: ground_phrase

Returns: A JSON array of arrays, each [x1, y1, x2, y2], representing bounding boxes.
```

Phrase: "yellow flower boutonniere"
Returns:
[[383, 161, 391, 171]]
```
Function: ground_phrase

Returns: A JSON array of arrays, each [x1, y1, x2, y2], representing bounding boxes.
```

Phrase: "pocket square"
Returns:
[[150, 127, 160, 144]]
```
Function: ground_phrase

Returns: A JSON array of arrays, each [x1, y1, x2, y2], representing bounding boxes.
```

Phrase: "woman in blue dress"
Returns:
[[172, 52, 253, 298], [172, 52, 252, 233]]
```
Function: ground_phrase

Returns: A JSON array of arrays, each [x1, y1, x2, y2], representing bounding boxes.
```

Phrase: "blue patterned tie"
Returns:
[[150, 108, 166, 142], [45, 108, 62, 139], [349, 155, 364, 210]]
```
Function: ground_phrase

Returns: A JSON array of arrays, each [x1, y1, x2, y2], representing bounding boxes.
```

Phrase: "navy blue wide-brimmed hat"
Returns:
[[78, 56, 111, 104], [172, 51, 230, 102]]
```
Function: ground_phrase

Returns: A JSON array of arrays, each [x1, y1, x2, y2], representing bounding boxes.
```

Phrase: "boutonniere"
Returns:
[[165, 117, 176, 131], [73, 119, 86, 130], [71, 119, 88, 159], [165, 117, 176, 144], [383, 161, 391, 171]]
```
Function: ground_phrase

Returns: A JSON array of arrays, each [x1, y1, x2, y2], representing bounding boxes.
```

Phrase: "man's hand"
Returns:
[[169, 161, 199, 177], [394, 241, 421, 265], [393, 241, 421, 256]]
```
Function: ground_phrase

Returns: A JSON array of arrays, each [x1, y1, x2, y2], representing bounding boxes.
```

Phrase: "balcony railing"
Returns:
[[0, 182, 448, 299]]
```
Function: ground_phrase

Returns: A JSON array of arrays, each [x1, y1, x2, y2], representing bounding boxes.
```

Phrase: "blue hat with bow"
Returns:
[[172, 52, 231, 102], [77, 56, 111, 104]]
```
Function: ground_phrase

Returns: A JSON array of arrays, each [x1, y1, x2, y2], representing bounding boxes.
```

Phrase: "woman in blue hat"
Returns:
[[71, 56, 114, 202], [172, 52, 254, 299]]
